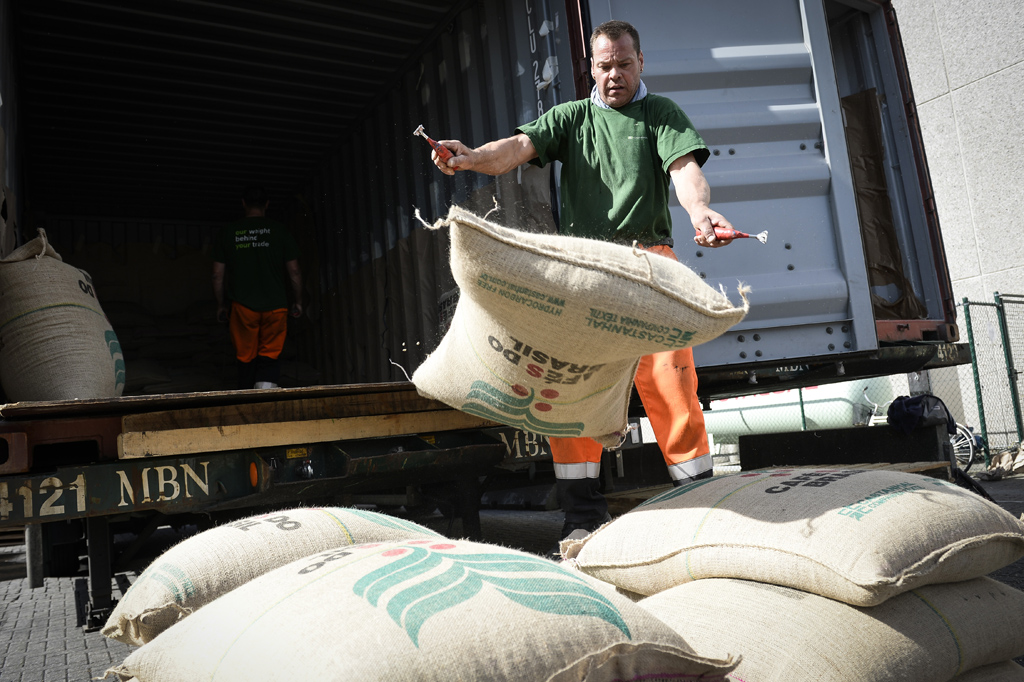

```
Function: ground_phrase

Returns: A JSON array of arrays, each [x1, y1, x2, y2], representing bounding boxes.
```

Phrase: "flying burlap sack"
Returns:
[[638, 577, 1024, 682], [0, 229, 125, 400], [102, 507, 443, 646], [412, 206, 747, 447], [105, 539, 737, 682], [564, 468, 1024, 605]]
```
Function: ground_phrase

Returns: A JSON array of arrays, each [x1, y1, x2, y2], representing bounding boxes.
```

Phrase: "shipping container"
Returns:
[[0, 0, 970, 617], [2, 0, 964, 402]]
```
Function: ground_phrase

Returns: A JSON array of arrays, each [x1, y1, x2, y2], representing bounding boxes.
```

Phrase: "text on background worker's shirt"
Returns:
[[517, 93, 709, 245], [211, 216, 299, 312]]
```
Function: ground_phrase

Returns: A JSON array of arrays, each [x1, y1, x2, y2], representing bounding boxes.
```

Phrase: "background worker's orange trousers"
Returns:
[[229, 302, 288, 363]]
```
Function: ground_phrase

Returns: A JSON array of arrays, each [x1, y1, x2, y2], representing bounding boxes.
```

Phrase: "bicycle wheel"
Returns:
[[950, 423, 975, 472]]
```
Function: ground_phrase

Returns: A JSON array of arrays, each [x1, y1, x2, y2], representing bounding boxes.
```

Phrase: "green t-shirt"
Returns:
[[517, 93, 709, 244], [211, 216, 300, 312]]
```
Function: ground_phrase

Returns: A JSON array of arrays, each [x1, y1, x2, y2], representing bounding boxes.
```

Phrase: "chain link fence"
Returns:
[[702, 297, 1024, 474], [960, 294, 1024, 461]]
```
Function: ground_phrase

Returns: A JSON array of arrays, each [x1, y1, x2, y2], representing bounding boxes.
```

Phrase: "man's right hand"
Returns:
[[216, 304, 229, 323], [431, 139, 472, 175], [429, 134, 537, 177]]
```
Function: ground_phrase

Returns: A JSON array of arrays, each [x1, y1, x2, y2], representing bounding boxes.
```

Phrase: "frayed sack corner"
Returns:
[[722, 281, 752, 313], [95, 665, 133, 682], [413, 206, 450, 232], [414, 197, 501, 233]]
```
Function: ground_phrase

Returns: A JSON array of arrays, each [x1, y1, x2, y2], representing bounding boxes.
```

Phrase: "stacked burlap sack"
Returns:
[[102, 506, 738, 681], [561, 468, 1024, 681], [412, 206, 748, 447], [0, 229, 125, 401]]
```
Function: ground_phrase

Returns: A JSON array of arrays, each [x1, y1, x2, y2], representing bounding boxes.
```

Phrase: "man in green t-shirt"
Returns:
[[431, 20, 734, 544], [211, 186, 302, 390]]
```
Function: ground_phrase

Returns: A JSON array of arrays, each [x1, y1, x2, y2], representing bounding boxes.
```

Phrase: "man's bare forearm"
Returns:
[[668, 153, 734, 247], [672, 157, 712, 215], [434, 133, 538, 176], [470, 135, 535, 175]]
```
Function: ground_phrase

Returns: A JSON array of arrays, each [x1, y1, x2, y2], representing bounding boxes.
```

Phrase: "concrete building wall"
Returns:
[[893, 0, 1024, 304], [892, 0, 1024, 444]]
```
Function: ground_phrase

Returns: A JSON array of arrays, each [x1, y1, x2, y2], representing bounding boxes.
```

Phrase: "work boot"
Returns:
[[557, 477, 608, 527], [254, 355, 281, 387], [236, 360, 256, 390], [560, 511, 612, 541], [545, 477, 610, 559], [546, 512, 611, 561]]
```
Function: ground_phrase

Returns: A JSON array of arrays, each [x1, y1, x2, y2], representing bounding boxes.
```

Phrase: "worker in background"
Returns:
[[212, 185, 302, 390], [430, 20, 734, 543]]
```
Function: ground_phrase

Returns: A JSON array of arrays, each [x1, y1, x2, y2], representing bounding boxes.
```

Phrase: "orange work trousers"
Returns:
[[549, 244, 712, 482], [229, 302, 288, 363]]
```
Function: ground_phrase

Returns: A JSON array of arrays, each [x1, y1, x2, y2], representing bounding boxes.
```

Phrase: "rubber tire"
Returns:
[[951, 423, 975, 473]]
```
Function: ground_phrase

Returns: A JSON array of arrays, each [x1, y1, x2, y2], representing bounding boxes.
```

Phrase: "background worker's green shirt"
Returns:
[[517, 94, 709, 244], [212, 216, 300, 312]]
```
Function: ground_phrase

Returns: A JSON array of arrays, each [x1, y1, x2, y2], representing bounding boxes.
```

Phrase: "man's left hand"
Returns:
[[692, 208, 734, 248]]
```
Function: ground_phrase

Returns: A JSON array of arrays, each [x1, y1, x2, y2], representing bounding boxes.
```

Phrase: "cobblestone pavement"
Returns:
[[0, 571, 136, 682], [1, 475, 1022, 681]]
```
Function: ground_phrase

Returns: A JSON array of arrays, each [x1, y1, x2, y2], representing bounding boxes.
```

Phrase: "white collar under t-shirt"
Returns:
[[590, 79, 648, 109]]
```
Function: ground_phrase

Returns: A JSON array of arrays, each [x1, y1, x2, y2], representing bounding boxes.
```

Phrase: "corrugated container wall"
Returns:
[[584, 0, 953, 381], [0, 0, 20, 254], [298, 0, 574, 385]]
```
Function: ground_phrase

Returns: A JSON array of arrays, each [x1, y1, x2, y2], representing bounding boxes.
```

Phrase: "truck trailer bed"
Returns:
[[0, 382, 508, 627]]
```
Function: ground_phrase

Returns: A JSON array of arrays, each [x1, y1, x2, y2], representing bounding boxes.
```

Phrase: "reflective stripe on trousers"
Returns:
[[553, 461, 602, 480], [667, 453, 713, 480]]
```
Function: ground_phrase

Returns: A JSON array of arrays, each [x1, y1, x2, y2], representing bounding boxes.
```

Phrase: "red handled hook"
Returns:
[[414, 124, 459, 170], [694, 226, 768, 244]]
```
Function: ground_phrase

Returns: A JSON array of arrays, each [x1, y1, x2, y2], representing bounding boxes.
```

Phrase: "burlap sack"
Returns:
[[952, 662, 1024, 681], [0, 229, 125, 400], [412, 206, 747, 447], [564, 468, 1024, 605], [102, 507, 443, 646], [638, 577, 1024, 682], [106, 539, 737, 682]]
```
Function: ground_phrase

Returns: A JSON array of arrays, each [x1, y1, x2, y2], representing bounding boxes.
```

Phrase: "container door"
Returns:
[[585, 0, 876, 370]]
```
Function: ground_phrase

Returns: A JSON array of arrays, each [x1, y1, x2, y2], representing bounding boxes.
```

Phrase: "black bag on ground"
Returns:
[[887, 394, 956, 435]]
